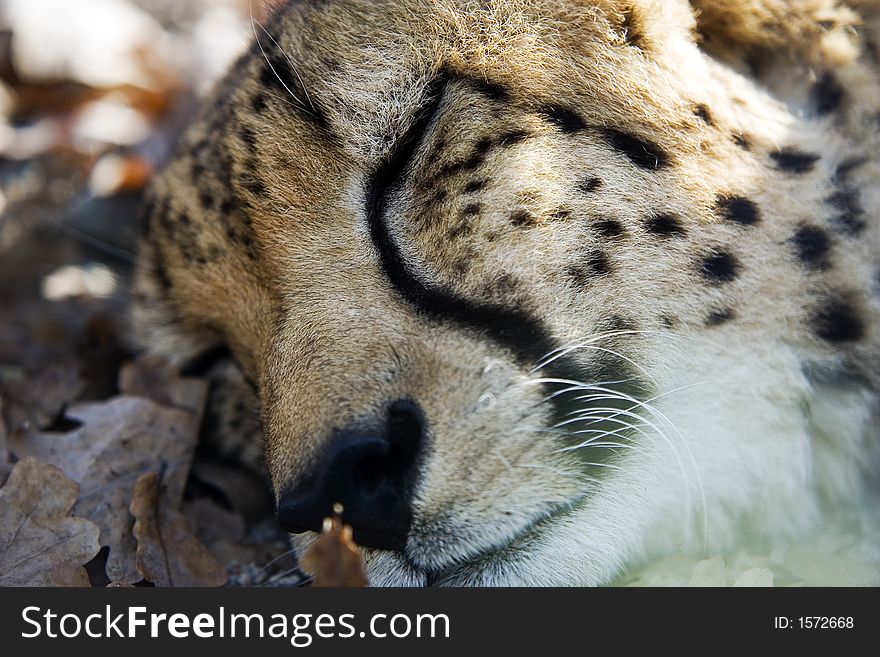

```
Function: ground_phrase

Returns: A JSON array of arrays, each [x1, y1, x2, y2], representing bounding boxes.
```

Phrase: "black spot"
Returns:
[[473, 136, 493, 156], [467, 77, 511, 103], [550, 207, 572, 221], [706, 308, 735, 326], [190, 161, 206, 179], [245, 178, 267, 197], [826, 188, 866, 236], [199, 190, 216, 211], [594, 218, 626, 238], [812, 296, 865, 343], [239, 124, 258, 152], [487, 273, 518, 298], [542, 105, 587, 133], [448, 222, 473, 239], [153, 252, 173, 293], [586, 250, 613, 276], [219, 198, 236, 215], [251, 91, 267, 113], [770, 149, 820, 174], [497, 129, 530, 147], [716, 195, 760, 226], [435, 138, 493, 178], [601, 128, 669, 169], [660, 315, 676, 329], [462, 203, 482, 217], [578, 177, 603, 193], [568, 251, 613, 287], [732, 134, 751, 150], [792, 224, 832, 270], [811, 72, 845, 116], [645, 213, 686, 237], [510, 210, 535, 227], [430, 136, 447, 158], [699, 249, 740, 283], [463, 179, 488, 193], [694, 104, 715, 126], [606, 315, 637, 332]]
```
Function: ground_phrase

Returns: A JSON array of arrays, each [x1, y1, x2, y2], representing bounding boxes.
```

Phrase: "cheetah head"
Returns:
[[133, 0, 880, 585]]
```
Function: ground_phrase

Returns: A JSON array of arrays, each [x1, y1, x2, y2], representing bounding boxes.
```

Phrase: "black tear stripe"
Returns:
[[366, 76, 646, 428]]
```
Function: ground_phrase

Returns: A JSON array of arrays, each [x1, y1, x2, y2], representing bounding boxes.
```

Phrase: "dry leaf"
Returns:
[[300, 512, 369, 587], [183, 498, 274, 566], [2, 358, 84, 430], [0, 458, 100, 586], [190, 459, 273, 522], [9, 392, 205, 583], [118, 359, 206, 418], [130, 471, 227, 587]]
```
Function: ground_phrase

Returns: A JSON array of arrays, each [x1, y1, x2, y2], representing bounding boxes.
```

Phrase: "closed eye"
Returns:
[[366, 74, 449, 249]]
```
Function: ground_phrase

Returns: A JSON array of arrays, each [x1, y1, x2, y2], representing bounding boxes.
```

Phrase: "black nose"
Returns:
[[277, 400, 425, 551]]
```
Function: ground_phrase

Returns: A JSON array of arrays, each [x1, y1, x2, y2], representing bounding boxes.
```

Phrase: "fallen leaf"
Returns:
[[2, 358, 83, 430], [183, 498, 275, 567], [189, 459, 273, 522], [130, 471, 227, 587], [300, 510, 368, 587], [118, 358, 206, 418], [9, 392, 205, 583], [0, 458, 100, 586]]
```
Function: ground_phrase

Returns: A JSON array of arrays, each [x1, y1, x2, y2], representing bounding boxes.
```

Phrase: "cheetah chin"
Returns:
[[132, 0, 880, 586]]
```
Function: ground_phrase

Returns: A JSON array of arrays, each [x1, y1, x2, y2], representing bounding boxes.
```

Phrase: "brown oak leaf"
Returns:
[[130, 471, 228, 587], [9, 391, 205, 584], [300, 510, 368, 587], [0, 458, 100, 586], [118, 359, 207, 418]]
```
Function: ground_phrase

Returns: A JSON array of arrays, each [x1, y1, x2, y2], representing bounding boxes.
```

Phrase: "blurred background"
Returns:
[[0, 0, 261, 374], [0, 0, 289, 446], [0, 1, 310, 587]]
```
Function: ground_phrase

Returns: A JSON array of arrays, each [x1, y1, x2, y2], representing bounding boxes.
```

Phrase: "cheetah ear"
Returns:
[[689, 0, 862, 67]]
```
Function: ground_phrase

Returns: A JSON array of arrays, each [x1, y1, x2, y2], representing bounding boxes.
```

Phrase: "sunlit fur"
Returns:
[[132, 0, 880, 585]]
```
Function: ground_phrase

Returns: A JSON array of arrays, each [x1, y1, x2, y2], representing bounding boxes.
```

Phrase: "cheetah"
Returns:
[[132, 0, 880, 585]]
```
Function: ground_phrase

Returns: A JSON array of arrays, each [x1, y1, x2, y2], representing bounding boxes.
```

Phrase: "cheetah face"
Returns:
[[134, 0, 880, 585]]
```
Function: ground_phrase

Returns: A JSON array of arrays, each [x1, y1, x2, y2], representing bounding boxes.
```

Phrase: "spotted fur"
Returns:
[[132, 0, 880, 586]]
